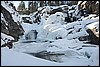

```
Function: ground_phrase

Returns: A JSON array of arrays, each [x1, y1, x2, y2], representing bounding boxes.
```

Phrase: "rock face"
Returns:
[[86, 27, 99, 45], [1, 3, 24, 41], [79, 25, 99, 45], [78, 1, 99, 15]]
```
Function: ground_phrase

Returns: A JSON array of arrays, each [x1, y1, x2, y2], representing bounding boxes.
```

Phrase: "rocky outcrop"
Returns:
[[78, 1, 99, 15], [86, 27, 99, 45], [1, 4, 24, 41], [79, 26, 99, 45]]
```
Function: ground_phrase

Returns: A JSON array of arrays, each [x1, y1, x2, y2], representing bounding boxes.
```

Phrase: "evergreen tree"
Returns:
[[17, 1, 25, 10], [17, 1, 25, 15], [28, 1, 33, 13]]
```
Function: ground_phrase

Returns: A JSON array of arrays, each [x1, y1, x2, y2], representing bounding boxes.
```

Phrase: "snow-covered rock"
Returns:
[[1, 1, 24, 41], [1, 48, 60, 66], [1, 33, 14, 45], [45, 12, 65, 25], [85, 21, 99, 45]]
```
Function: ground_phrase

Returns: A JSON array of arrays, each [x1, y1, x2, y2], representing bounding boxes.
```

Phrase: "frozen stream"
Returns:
[[12, 38, 99, 65]]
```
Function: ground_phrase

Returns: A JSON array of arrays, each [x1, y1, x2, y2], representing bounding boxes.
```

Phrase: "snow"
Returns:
[[1, 1, 99, 66], [47, 38, 82, 51], [20, 15, 30, 17], [1, 1, 21, 23], [12, 41, 49, 53], [77, 1, 82, 5], [1, 39, 5, 46], [1, 13, 6, 23], [1, 1, 13, 13], [1, 41, 99, 66], [45, 12, 65, 25], [1, 48, 59, 66], [1, 33, 14, 45], [96, 1, 99, 4], [81, 1, 87, 5], [41, 24, 68, 40], [67, 29, 88, 40], [41, 6, 51, 13], [1, 13, 8, 28], [1, 42, 99, 66], [11, 36, 99, 66], [86, 21, 99, 30]]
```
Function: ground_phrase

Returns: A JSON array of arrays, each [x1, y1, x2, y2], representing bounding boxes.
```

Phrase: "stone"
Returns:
[[86, 28, 99, 45], [1, 4, 24, 41]]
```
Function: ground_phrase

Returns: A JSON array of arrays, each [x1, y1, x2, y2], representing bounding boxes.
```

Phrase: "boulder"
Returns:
[[86, 27, 99, 45]]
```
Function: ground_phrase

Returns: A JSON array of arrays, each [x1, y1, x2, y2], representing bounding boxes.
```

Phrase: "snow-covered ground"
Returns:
[[1, 45, 99, 66], [1, 33, 14, 46], [1, 47, 59, 66], [1, 14, 99, 66], [1, 40, 99, 66], [1, 1, 99, 66]]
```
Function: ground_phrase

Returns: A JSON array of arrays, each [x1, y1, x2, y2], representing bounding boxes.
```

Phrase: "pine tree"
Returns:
[[19, 1, 25, 10], [28, 1, 33, 13], [17, 1, 25, 15]]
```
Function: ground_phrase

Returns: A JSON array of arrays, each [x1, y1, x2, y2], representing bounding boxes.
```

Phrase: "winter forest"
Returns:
[[1, 1, 99, 66]]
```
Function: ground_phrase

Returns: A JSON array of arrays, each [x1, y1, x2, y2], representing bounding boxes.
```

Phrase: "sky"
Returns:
[[13, 1, 28, 9]]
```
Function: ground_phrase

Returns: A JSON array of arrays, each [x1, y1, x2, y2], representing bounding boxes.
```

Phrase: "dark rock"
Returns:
[[49, 8, 63, 14], [86, 28, 99, 45], [78, 27, 99, 45], [1, 5, 24, 41], [78, 1, 99, 15], [78, 36, 89, 41], [1, 39, 13, 49]]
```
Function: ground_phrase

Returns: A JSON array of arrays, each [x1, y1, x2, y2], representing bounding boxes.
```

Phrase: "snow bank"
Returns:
[[1, 33, 14, 45], [2, 37, 99, 66], [86, 21, 99, 30], [1, 48, 59, 66], [45, 12, 65, 25]]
